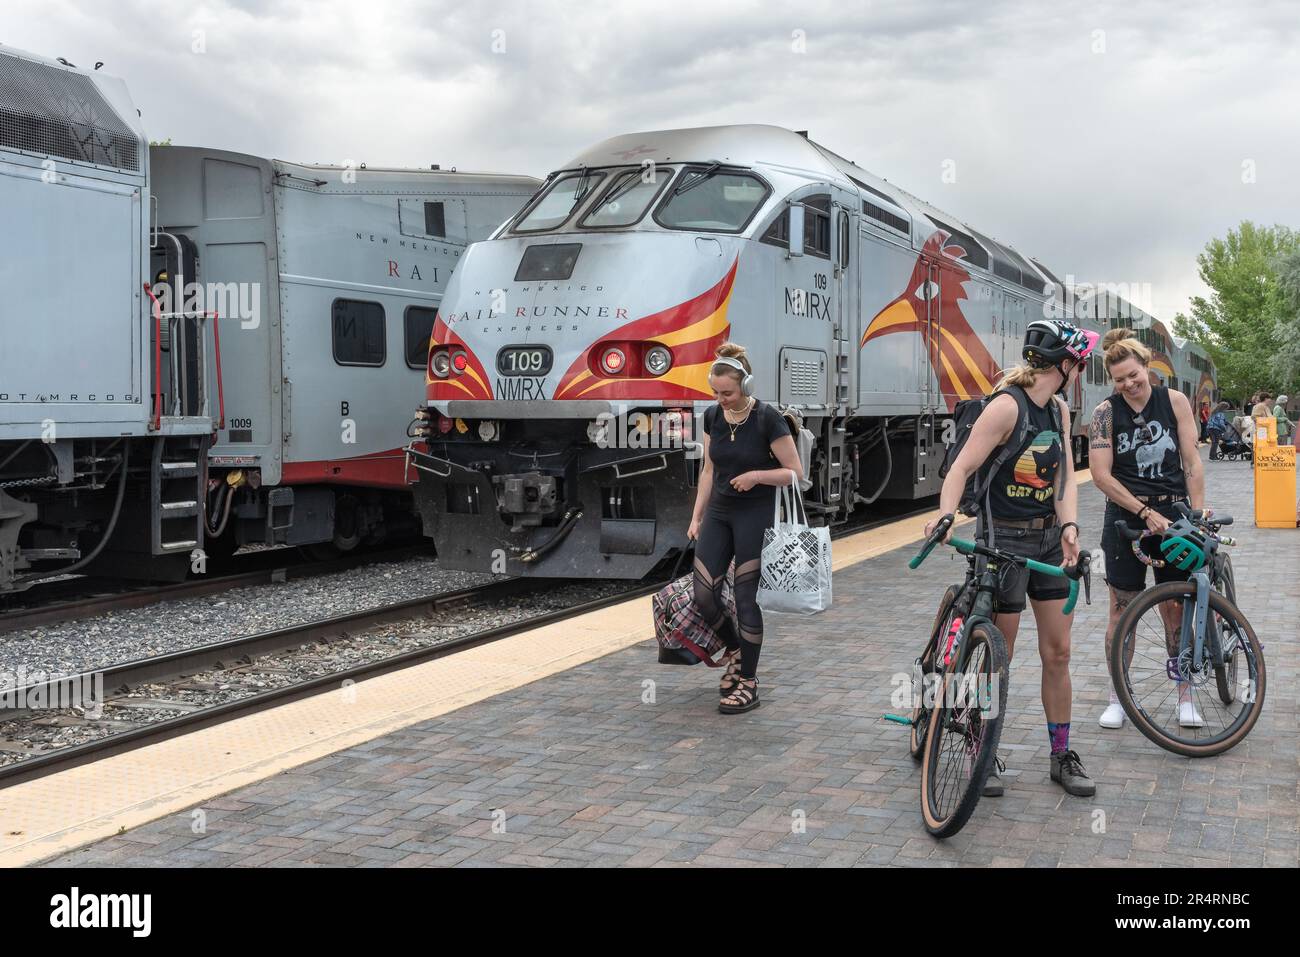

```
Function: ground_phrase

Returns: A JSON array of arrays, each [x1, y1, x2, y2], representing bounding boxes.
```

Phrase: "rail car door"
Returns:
[[922, 259, 942, 413], [832, 205, 856, 409]]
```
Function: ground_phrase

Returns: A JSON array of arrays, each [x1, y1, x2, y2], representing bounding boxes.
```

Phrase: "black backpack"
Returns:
[[938, 385, 1063, 517]]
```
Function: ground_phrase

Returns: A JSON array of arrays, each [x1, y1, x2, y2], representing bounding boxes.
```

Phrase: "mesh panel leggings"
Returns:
[[692, 493, 772, 680]]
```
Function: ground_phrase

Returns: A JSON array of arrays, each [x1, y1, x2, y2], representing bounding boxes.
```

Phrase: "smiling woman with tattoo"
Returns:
[[1088, 329, 1207, 730]]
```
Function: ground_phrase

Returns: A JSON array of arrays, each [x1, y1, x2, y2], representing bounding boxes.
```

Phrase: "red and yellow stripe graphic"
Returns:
[[859, 232, 999, 411], [552, 258, 738, 401]]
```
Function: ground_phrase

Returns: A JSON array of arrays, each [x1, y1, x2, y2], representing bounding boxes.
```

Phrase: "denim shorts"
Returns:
[[973, 521, 1069, 614]]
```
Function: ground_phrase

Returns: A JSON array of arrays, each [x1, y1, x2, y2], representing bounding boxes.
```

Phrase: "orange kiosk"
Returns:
[[1253, 417, 1297, 528]]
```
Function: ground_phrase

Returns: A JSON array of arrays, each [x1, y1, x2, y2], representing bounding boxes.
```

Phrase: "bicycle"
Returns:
[[907, 515, 1090, 838], [1109, 503, 1266, 757]]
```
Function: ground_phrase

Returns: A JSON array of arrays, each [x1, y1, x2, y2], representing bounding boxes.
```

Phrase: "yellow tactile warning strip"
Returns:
[[1, 471, 1092, 866]]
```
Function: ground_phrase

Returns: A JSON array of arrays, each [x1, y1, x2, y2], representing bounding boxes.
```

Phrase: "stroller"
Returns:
[[1218, 424, 1253, 461]]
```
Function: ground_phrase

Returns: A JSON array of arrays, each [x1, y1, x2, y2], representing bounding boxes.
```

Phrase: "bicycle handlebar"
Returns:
[[910, 514, 1088, 615], [908, 513, 954, 570]]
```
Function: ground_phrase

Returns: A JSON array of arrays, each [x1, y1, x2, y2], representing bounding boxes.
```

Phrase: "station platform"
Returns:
[[8, 454, 1299, 868]]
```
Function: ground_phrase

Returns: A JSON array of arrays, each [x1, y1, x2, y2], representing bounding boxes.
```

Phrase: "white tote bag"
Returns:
[[757, 471, 832, 615]]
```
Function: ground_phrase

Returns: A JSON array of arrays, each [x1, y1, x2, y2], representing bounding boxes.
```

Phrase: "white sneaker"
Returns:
[[1099, 702, 1127, 728], [1178, 701, 1205, 728]]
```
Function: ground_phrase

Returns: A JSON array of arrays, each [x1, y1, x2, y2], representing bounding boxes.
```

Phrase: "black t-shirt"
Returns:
[[704, 400, 790, 501], [1108, 387, 1186, 498], [988, 391, 1064, 521]]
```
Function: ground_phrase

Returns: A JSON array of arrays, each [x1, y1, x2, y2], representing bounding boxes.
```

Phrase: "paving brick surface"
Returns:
[[43, 452, 1300, 867]]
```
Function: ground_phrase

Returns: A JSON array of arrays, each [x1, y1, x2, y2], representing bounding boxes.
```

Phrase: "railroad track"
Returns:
[[0, 576, 645, 787], [0, 499, 937, 788], [0, 543, 432, 635]]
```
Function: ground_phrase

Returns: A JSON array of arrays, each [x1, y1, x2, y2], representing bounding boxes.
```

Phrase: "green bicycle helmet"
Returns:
[[1159, 518, 1209, 571]]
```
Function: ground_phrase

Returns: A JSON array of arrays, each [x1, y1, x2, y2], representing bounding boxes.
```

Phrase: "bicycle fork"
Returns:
[[1168, 573, 1221, 680]]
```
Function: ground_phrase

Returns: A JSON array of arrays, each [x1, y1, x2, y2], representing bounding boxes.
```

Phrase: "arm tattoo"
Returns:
[[1089, 402, 1113, 450]]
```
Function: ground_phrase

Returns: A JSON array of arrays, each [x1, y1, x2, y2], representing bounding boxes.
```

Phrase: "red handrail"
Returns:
[[144, 282, 163, 430]]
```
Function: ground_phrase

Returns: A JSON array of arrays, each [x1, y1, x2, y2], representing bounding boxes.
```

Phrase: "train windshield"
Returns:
[[513, 169, 608, 233], [654, 166, 770, 233], [579, 168, 674, 228]]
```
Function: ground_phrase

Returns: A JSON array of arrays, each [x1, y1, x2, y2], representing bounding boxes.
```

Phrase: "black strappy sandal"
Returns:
[[719, 649, 742, 696], [719, 677, 759, 714]]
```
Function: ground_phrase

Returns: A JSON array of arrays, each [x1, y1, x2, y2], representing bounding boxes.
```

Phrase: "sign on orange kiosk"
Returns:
[[1253, 417, 1297, 528]]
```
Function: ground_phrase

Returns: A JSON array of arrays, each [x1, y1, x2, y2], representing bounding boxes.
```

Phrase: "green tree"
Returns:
[[1172, 221, 1299, 400], [1272, 249, 1300, 391], [149, 137, 172, 146]]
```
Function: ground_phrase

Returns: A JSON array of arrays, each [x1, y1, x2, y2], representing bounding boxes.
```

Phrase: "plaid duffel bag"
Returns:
[[652, 553, 736, 667]]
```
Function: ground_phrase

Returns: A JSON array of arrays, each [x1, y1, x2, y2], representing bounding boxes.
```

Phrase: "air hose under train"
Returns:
[[855, 417, 893, 506], [14, 440, 131, 584], [516, 507, 583, 563]]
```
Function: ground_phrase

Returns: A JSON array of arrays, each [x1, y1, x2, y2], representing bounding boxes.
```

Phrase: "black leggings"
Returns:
[[693, 492, 772, 680]]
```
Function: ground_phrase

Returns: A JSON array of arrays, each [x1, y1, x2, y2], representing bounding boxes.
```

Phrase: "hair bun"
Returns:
[[1102, 328, 1129, 349], [715, 342, 747, 361]]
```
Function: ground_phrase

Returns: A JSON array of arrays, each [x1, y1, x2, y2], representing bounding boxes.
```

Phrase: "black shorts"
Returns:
[[1100, 500, 1192, 593], [973, 520, 1070, 614]]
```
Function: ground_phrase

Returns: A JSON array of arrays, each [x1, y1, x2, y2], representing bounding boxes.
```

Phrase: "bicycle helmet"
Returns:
[[1022, 319, 1100, 366], [1159, 518, 1209, 572]]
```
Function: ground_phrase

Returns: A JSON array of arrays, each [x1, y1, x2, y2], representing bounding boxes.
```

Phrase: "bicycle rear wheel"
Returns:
[[1110, 581, 1266, 757], [919, 620, 1009, 838], [911, 584, 961, 760]]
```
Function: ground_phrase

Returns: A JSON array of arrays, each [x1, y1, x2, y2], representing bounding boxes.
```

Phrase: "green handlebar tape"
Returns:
[[1023, 557, 1067, 578], [950, 538, 976, 555], [1063, 579, 1079, 615], [883, 714, 913, 725]]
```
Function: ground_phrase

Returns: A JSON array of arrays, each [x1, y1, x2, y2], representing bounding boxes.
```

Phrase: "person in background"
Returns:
[[1252, 392, 1273, 421], [1198, 401, 1210, 444], [1274, 395, 1294, 445], [1206, 401, 1232, 460]]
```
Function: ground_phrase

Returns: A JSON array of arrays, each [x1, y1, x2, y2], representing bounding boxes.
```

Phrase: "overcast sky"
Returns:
[[7, 0, 1298, 319]]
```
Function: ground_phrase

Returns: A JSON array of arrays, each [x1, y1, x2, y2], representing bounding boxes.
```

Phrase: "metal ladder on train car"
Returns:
[[150, 434, 207, 556]]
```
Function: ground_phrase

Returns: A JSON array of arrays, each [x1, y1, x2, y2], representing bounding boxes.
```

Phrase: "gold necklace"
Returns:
[[724, 399, 754, 441]]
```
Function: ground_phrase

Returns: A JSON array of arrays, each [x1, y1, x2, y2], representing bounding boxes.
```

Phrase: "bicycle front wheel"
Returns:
[[919, 621, 1009, 838], [1110, 580, 1266, 757]]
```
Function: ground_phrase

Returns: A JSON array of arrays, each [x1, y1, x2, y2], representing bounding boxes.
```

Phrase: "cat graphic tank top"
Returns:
[[988, 391, 1062, 521]]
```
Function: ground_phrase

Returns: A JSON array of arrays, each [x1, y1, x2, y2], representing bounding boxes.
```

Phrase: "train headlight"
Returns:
[[431, 350, 451, 378], [452, 351, 469, 374], [600, 347, 626, 375], [644, 345, 672, 376], [478, 420, 498, 442]]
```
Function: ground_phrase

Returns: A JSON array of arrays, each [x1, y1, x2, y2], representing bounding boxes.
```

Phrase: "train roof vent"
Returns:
[[848, 176, 910, 236], [925, 215, 989, 271], [0, 53, 141, 171]]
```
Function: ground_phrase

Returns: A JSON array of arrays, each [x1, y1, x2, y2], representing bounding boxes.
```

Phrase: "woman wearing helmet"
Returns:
[[1088, 329, 1207, 729], [924, 318, 1099, 797]]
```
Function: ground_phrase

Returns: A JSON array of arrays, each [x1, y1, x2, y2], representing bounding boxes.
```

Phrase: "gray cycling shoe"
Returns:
[[1050, 749, 1096, 797], [982, 755, 1006, 797]]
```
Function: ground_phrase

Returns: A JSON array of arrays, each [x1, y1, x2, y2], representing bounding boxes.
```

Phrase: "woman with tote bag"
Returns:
[[688, 343, 804, 714]]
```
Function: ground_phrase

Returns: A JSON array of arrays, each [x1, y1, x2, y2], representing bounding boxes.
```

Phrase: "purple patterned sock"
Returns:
[[1048, 722, 1070, 755]]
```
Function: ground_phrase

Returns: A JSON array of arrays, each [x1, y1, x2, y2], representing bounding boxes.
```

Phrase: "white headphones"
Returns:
[[712, 356, 754, 397]]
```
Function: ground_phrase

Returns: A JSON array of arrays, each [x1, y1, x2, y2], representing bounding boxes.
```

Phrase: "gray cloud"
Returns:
[[7, 0, 1298, 317]]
